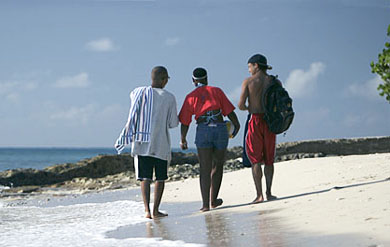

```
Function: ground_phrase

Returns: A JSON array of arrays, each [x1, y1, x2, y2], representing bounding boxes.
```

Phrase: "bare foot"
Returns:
[[211, 198, 223, 208], [251, 196, 264, 204], [145, 212, 152, 219], [266, 194, 277, 201], [200, 207, 210, 212], [152, 211, 168, 218]]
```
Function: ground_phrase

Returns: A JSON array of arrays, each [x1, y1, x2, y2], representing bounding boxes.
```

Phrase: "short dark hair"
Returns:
[[192, 67, 208, 84], [247, 54, 272, 71], [192, 67, 207, 80], [151, 66, 168, 83]]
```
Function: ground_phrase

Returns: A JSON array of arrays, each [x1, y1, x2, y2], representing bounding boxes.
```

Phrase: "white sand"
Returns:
[[163, 153, 390, 246], [2, 153, 388, 246]]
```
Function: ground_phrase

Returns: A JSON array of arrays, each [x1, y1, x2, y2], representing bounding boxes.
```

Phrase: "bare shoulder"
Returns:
[[242, 77, 252, 87]]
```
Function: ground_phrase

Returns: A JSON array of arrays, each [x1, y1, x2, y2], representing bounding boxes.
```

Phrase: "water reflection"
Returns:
[[106, 203, 288, 246], [145, 218, 172, 240], [204, 213, 231, 246]]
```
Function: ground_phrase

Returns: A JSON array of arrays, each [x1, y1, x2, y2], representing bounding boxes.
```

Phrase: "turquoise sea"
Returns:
[[0, 147, 196, 171]]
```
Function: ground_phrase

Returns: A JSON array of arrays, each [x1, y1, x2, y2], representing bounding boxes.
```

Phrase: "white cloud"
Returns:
[[50, 104, 96, 125], [297, 106, 330, 123], [24, 82, 38, 90], [165, 37, 180, 46], [308, 107, 330, 121], [0, 82, 17, 95], [0, 81, 38, 105], [6, 93, 20, 104], [86, 38, 117, 52], [99, 104, 122, 117], [54, 73, 91, 88], [48, 103, 122, 127], [227, 86, 242, 104], [285, 62, 326, 98], [92, 0, 155, 2], [0, 81, 38, 94], [347, 75, 383, 100], [342, 112, 380, 128]]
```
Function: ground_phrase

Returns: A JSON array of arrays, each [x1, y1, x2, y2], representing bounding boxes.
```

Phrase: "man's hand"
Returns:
[[227, 111, 240, 139], [180, 124, 190, 150], [231, 127, 239, 138], [180, 140, 188, 150]]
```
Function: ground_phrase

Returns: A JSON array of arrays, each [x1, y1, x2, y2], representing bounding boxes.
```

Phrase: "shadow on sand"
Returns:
[[105, 178, 389, 247], [216, 177, 390, 211]]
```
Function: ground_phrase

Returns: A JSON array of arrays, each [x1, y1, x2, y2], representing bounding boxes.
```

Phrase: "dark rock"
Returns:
[[3, 185, 40, 194], [171, 152, 198, 165], [1, 136, 389, 190], [276, 136, 390, 156]]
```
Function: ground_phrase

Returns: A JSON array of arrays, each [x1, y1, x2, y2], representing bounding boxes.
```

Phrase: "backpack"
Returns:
[[262, 75, 294, 134]]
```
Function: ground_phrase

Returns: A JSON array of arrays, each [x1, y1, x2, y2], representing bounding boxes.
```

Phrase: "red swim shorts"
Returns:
[[245, 114, 276, 166]]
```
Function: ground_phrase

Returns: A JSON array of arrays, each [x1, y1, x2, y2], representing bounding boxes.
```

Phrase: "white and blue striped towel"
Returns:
[[114, 86, 153, 154]]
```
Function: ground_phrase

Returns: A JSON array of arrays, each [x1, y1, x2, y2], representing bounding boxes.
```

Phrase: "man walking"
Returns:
[[179, 67, 240, 212], [115, 66, 179, 218], [238, 54, 278, 203]]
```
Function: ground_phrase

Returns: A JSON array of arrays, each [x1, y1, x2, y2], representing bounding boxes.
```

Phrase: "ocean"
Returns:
[[0, 147, 203, 247], [0, 188, 204, 247], [0, 147, 196, 171]]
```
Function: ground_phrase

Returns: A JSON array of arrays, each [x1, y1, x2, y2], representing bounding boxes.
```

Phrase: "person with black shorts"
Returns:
[[115, 66, 179, 219]]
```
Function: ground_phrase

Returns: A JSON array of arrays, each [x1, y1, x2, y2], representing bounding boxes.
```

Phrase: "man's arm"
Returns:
[[180, 124, 189, 150], [168, 97, 179, 128], [238, 79, 249, 111], [227, 111, 240, 138]]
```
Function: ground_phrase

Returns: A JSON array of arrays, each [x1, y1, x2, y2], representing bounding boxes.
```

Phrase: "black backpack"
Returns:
[[262, 75, 294, 134]]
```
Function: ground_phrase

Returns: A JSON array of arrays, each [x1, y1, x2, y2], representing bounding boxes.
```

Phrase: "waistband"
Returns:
[[197, 122, 227, 127], [250, 113, 265, 117]]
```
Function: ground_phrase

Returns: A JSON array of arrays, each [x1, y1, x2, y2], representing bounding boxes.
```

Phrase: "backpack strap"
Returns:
[[261, 75, 278, 111]]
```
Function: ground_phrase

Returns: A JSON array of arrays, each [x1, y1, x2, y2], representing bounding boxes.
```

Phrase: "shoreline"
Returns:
[[125, 153, 390, 246], [1, 136, 389, 199], [3, 153, 388, 246]]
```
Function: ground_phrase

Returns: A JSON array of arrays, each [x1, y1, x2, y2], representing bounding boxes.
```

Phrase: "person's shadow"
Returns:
[[215, 177, 390, 211]]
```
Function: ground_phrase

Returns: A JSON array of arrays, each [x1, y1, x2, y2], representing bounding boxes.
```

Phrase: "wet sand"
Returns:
[[107, 153, 390, 246]]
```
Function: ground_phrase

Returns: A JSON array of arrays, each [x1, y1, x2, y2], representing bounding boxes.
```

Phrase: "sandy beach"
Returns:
[[1, 153, 389, 247], [107, 153, 390, 246]]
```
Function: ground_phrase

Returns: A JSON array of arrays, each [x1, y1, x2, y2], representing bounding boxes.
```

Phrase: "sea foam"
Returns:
[[0, 199, 203, 247]]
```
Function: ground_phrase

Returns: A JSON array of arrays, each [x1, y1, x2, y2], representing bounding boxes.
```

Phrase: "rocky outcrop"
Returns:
[[276, 136, 390, 156], [0, 154, 134, 188], [0, 136, 389, 191]]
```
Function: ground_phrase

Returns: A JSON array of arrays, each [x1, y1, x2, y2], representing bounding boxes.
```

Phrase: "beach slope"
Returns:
[[118, 153, 390, 246]]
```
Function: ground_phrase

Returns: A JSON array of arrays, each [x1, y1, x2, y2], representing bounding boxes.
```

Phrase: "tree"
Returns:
[[370, 24, 390, 103]]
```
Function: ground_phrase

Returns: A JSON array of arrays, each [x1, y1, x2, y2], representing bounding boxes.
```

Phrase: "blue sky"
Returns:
[[0, 0, 389, 148]]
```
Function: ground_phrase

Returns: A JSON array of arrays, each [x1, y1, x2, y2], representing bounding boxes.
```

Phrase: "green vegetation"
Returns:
[[371, 24, 390, 103]]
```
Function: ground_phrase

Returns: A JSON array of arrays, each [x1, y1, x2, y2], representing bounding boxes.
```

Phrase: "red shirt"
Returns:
[[179, 85, 235, 125]]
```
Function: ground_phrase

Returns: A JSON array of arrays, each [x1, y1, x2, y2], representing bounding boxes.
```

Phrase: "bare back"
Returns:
[[239, 72, 272, 114]]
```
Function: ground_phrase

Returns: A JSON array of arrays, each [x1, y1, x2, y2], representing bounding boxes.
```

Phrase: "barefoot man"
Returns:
[[115, 66, 179, 218], [238, 54, 278, 203]]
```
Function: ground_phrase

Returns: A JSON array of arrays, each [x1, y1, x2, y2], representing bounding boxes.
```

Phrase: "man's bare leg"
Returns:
[[141, 180, 152, 218], [153, 181, 168, 218], [198, 147, 213, 212], [264, 164, 277, 200], [210, 148, 226, 208], [251, 163, 264, 203]]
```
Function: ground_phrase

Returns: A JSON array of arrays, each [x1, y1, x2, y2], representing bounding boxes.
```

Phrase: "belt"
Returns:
[[196, 109, 224, 124]]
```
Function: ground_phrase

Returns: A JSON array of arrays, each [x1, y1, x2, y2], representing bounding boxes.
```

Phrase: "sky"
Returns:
[[0, 0, 389, 148]]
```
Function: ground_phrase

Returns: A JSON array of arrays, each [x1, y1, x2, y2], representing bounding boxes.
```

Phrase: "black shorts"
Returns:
[[134, 155, 168, 181]]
